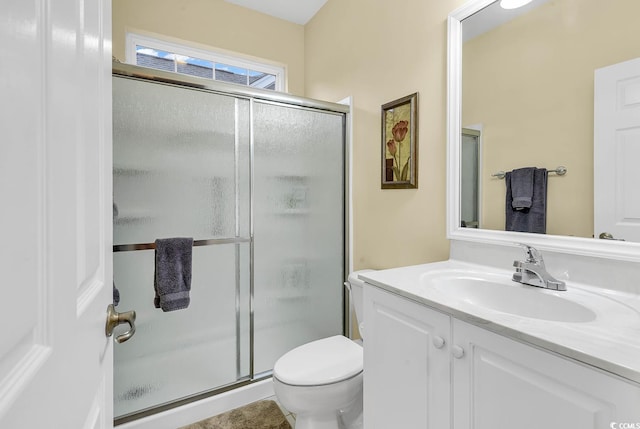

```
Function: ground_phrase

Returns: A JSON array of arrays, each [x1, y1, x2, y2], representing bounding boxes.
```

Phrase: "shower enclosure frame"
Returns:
[[112, 62, 351, 426]]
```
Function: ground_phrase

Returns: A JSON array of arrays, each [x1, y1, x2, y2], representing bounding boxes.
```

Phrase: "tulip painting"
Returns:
[[382, 93, 418, 189], [387, 120, 411, 181]]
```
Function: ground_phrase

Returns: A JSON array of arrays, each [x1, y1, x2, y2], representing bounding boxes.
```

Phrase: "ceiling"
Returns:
[[223, 0, 328, 25], [463, 0, 551, 41]]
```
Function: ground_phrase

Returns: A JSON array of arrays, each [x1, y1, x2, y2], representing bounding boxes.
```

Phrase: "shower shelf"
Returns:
[[277, 209, 310, 215], [114, 216, 155, 226]]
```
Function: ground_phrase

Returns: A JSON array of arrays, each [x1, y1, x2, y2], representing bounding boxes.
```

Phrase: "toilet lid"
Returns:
[[273, 335, 363, 386]]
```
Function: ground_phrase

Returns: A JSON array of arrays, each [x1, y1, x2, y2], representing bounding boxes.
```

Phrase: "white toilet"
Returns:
[[273, 270, 372, 429]]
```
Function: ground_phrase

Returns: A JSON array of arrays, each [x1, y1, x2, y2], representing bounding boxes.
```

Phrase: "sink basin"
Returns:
[[425, 273, 597, 323]]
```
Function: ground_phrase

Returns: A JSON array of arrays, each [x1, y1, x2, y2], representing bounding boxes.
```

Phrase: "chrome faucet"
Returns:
[[512, 244, 566, 291]]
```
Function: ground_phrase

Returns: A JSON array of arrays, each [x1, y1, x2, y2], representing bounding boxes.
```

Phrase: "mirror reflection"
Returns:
[[461, 0, 640, 241]]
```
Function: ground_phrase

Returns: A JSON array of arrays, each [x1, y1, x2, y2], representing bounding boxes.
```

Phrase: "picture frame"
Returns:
[[381, 92, 418, 189]]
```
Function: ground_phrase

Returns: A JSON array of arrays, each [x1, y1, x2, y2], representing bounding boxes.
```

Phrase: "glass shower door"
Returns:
[[252, 101, 346, 374], [461, 128, 481, 228], [112, 76, 251, 419]]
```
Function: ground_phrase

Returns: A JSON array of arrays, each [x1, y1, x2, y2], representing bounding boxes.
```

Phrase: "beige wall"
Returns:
[[304, 0, 466, 270], [462, 0, 640, 237], [112, 0, 306, 95]]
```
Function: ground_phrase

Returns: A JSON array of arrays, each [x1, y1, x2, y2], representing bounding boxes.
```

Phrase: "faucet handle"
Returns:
[[517, 243, 543, 264]]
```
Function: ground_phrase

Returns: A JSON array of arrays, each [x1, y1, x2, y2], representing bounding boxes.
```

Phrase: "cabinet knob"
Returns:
[[452, 345, 465, 359], [432, 336, 445, 349]]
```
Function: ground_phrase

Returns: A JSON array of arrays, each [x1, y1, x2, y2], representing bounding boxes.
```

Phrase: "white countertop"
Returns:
[[359, 259, 640, 385]]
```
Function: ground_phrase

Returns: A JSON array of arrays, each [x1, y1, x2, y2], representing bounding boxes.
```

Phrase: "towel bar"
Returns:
[[113, 237, 251, 252], [492, 166, 567, 180]]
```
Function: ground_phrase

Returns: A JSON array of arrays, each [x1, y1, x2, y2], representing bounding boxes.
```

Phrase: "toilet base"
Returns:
[[293, 401, 362, 429], [294, 412, 341, 429], [293, 409, 362, 429], [273, 372, 363, 429]]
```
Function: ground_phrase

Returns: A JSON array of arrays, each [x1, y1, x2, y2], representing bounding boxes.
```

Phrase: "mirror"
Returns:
[[447, 0, 640, 260]]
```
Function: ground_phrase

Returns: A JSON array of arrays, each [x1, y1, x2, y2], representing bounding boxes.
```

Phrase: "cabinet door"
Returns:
[[453, 319, 640, 429], [364, 286, 451, 428]]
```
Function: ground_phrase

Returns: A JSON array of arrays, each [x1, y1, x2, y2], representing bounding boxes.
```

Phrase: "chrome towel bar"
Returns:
[[113, 237, 251, 252], [492, 165, 567, 180]]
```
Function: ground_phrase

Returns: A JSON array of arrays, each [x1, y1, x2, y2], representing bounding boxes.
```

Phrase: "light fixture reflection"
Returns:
[[500, 0, 534, 9]]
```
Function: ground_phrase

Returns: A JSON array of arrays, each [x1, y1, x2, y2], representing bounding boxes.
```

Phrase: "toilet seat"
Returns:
[[273, 335, 363, 386]]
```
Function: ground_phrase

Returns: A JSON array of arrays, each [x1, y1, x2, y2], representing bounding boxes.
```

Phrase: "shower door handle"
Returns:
[[105, 304, 137, 343]]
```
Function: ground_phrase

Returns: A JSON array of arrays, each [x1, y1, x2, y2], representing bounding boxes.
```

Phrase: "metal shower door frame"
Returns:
[[112, 62, 350, 425]]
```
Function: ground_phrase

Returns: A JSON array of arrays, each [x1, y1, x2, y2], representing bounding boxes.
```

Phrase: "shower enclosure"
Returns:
[[112, 63, 348, 424], [461, 128, 481, 229]]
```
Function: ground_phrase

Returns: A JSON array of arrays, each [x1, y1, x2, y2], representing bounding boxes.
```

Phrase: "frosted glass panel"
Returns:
[[112, 77, 250, 244], [113, 243, 250, 417], [461, 132, 479, 228], [113, 75, 251, 419], [252, 102, 345, 374]]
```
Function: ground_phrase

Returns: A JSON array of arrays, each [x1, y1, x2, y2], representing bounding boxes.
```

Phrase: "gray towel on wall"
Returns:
[[154, 237, 194, 312], [509, 167, 535, 210], [505, 168, 547, 234]]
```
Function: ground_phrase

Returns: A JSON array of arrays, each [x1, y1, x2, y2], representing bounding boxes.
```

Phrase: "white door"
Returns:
[[594, 57, 640, 242], [0, 0, 113, 427]]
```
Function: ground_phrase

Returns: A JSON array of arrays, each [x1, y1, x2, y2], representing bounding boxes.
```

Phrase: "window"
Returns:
[[126, 33, 284, 91]]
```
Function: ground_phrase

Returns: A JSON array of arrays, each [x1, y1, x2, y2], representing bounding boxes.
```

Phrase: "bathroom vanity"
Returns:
[[359, 0, 640, 426], [360, 261, 640, 428]]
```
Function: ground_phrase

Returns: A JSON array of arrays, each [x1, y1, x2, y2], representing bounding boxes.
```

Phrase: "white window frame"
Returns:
[[126, 32, 286, 92]]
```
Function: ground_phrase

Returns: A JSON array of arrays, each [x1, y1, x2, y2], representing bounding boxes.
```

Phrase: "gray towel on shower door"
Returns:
[[113, 282, 120, 306], [505, 168, 547, 234], [113, 201, 121, 306], [154, 237, 194, 312]]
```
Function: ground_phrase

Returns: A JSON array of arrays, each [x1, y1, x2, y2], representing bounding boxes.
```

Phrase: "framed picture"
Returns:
[[381, 92, 418, 189]]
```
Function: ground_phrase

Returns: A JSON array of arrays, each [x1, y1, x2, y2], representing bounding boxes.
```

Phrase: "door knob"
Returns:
[[598, 232, 625, 241], [105, 304, 136, 343]]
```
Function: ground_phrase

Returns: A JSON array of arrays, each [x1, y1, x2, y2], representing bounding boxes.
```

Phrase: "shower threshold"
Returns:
[[114, 375, 272, 426]]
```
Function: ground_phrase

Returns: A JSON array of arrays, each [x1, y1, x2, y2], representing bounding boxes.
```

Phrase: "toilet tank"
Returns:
[[346, 269, 374, 339]]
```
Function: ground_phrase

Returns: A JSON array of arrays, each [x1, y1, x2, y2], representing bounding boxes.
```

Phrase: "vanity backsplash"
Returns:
[[450, 240, 640, 296]]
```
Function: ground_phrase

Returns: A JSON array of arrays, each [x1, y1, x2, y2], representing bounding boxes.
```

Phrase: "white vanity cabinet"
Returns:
[[452, 319, 640, 428], [363, 284, 451, 428], [364, 285, 640, 429]]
